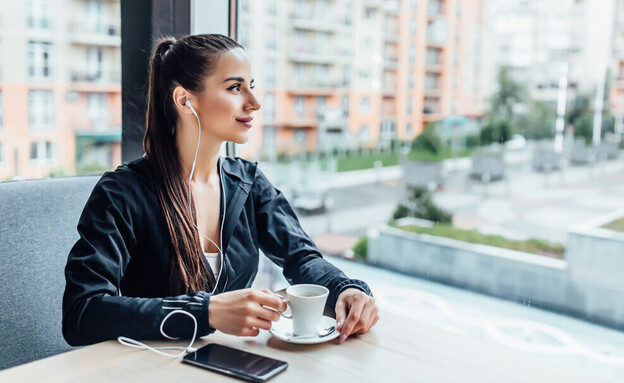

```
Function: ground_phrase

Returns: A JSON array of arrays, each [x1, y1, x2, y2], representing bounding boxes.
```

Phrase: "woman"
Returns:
[[62, 34, 378, 348]]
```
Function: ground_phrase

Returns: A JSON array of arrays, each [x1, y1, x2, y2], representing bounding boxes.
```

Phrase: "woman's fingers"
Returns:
[[339, 299, 365, 342]]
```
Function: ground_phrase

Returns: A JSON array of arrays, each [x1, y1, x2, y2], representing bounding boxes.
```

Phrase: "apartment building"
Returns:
[[0, 0, 121, 181], [611, 0, 624, 135], [237, 0, 487, 160], [488, 0, 614, 108]]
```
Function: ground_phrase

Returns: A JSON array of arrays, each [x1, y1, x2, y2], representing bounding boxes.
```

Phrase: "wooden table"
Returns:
[[0, 310, 614, 382]]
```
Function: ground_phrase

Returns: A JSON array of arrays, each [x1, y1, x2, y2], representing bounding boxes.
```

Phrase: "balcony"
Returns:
[[427, 1, 445, 17], [68, 20, 121, 46], [70, 109, 122, 132], [70, 63, 121, 84], [291, 18, 340, 32]]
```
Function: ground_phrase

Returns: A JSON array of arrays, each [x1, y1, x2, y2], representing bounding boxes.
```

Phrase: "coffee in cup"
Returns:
[[281, 284, 329, 336]]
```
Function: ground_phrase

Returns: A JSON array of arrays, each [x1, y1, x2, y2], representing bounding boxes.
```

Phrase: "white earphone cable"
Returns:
[[116, 100, 226, 357]]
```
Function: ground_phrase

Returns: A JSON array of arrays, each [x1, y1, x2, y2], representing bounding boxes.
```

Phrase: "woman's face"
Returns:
[[193, 47, 261, 144]]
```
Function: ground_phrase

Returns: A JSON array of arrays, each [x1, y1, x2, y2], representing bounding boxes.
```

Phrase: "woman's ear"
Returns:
[[173, 86, 194, 115]]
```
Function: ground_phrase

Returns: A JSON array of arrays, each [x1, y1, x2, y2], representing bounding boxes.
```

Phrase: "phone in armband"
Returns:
[[182, 343, 288, 382]]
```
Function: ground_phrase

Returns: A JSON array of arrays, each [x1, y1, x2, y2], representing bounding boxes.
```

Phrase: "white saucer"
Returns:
[[269, 316, 339, 344]]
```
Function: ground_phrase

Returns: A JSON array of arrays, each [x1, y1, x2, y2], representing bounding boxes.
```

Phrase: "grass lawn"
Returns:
[[392, 222, 565, 259], [602, 218, 624, 232]]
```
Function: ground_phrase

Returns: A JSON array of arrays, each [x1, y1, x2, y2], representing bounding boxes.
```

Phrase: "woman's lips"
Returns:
[[236, 118, 253, 129]]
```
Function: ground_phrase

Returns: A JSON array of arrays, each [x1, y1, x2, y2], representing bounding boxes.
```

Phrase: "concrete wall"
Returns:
[[368, 221, 624, 329]]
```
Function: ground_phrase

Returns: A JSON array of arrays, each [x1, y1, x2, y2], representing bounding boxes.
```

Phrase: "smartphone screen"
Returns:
[[182, 343, 288, 382]]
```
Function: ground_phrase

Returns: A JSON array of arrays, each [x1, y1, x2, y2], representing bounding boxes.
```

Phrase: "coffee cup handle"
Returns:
[[280, 299, 292, 319]]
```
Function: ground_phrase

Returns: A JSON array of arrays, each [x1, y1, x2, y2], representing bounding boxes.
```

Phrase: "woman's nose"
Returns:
[[246, 93, 261, 111]]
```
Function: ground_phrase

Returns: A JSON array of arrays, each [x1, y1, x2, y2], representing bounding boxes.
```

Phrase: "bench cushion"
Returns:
[[0, 176, 99, 370]]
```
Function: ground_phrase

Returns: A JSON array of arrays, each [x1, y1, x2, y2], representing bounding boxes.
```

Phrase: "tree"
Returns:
[[515, 101, 556, 139], [411, 123, 442, 155], [489, 67, 527, 119], [479, 119, 513, 145]]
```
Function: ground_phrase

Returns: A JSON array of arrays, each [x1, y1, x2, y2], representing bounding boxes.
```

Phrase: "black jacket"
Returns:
[[62, 156, 371, 346]]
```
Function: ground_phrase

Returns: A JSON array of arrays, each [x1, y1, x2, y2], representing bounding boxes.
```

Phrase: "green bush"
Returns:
[[411, 124, 442, 155], [393, 187, 452, 223], [352, 237, 368, 260], [480, 119, 513, 145]]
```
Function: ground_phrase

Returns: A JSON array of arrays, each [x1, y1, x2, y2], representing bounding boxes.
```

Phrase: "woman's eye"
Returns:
[[229, 85, 241, 91]]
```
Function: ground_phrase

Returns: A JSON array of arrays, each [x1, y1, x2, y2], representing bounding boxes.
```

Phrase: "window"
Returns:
[[0, 92, 3, 131], [29, 140, 56, 166], [380, 121, 396, 141], [0, 143, 4, 166], [266, 24, 276, 51], [266, 0, 277, 16], [360, 97, 370, 112], [86, 0, 108, 34], [88, 93, 108, 131], [265, 58, 276, 87], [263, 126, 277, 159], [87, 47, 104, 82], [406, 96, 413, 115], [28, 90, 54, 131], [27, 0, 52, 30], [425, 73, 439, 90], [294, 96, 305, 117], [359, 125, 370, 142], [28, 42, 52, 80], [406, 123, 413, 137], [341, 95, 349, 116], [316, 96, 326, 116], [263, 93, 276, 120]]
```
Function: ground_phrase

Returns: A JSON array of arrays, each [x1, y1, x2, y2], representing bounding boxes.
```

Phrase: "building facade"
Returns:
[[0, 0, 121, 181], [237, 0, 487, 160]]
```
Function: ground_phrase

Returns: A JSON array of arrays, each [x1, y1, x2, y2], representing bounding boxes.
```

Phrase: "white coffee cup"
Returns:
[[281, 284, 329, 336]]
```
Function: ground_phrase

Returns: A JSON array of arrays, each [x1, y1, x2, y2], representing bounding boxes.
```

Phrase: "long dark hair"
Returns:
[[144, 34, 243, 295]]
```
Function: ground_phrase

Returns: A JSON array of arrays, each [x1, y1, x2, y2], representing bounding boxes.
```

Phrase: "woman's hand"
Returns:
[[335, 288, 379, 343], [208, 288, 287, 337]]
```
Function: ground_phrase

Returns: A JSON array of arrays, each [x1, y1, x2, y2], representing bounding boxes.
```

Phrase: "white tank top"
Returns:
[[204, 252, 221, 282]]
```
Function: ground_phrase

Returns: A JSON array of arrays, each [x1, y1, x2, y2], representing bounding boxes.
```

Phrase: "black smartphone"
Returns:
[[182, 343, 288, 382]]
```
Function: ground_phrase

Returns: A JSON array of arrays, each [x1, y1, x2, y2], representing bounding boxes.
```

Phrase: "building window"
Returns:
[[264, 93, 276, 120], [28, 42, 53, 80], [410, 19, 416, 37], [316, 96, 326, 116], [0, 92, 3, 131], [263, 126, 277, 156], [294, 64, 306, 87], [28, 90, 55, 131], [29, 140, 56, 166], [409, 44, 415, 63], [239, 23, 250, 49], [341, 95, 349, 116], [0, 143, 4, 166], [343, 65, 351, 87], [359, 125, 370, 142], [425, 73, 439, 90], [266, 0, 277, 15], [406, 96, 413, 115], [265, 58, 276, 87], [88, 93, 108, 131], [294, 96, 305, 117], [360, 97, 370, 112], [380, 121, 396, 141], [408, 71, 414, 89], [406, 123, 413, 137], [86, 0, 109, 34], [266, 24, 276, 51], [27, 0, 52, 30]]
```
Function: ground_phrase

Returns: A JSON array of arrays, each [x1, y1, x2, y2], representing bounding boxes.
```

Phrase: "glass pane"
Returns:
[[0, 0, 121, 181], [236, 0, 624, 380]]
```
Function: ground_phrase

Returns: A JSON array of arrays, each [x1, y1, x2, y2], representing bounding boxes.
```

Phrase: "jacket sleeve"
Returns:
[[252, 168, 372, 308], [62, 174, 215, 347]]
